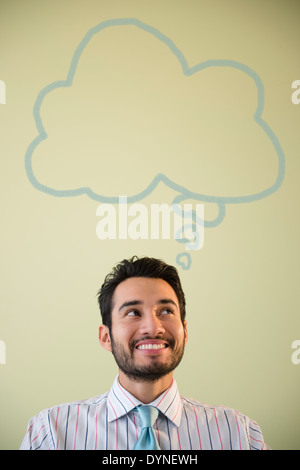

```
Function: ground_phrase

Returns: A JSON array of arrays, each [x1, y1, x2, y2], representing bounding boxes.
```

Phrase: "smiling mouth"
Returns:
[[133, 337, 171, 352], [136, 343, 168, 350]]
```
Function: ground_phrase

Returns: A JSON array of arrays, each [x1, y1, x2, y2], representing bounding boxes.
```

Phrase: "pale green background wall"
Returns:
[[1, 0, 299, 450]]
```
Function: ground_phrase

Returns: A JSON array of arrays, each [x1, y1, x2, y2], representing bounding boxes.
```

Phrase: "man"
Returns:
[[20, 256, 269, 450]]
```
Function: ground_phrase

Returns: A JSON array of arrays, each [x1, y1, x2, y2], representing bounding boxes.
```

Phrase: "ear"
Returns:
[[99, 324, 113, 352], [183, 320, 188, 345]]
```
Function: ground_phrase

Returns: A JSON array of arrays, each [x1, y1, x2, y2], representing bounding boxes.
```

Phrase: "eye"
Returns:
[[126, 309, 140, 317], [160, 307, 173, 315]]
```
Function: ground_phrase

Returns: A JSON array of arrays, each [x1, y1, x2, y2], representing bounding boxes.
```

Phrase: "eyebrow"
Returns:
[[118, 300, 143, 312], [118, 298, 178, 312]]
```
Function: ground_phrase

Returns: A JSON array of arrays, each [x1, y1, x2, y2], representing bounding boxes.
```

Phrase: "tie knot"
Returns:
[[136, 405, 159, 428]]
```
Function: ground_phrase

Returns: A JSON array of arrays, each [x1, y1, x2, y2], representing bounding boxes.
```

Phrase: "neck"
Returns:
[[118, 371, 173, 403]]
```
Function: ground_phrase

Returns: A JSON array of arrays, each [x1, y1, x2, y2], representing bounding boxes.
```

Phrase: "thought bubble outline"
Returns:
[[24, 18, 285, 267]]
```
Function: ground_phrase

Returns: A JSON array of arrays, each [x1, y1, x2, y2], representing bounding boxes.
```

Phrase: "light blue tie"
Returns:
[[133, 405, 160, 450]]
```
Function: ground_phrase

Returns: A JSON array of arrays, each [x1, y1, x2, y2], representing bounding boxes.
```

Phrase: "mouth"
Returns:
[[134, 339, 170, 353]]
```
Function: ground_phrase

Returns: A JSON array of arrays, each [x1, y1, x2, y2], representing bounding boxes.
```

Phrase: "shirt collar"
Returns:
[[107, 375, 182, 427]]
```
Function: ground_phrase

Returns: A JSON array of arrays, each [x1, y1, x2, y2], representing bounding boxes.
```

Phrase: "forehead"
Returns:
[[111, 277, 179, 309]]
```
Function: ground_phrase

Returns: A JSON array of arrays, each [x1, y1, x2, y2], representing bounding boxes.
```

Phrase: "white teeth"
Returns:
[[137, 344, 166, 350]]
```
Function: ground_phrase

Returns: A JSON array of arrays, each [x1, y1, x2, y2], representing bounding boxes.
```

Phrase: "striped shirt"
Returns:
[[20, 376, 268, 450]]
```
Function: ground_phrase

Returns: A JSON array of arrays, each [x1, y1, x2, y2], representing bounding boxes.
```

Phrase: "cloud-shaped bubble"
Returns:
[[25, 18, 285, 268]]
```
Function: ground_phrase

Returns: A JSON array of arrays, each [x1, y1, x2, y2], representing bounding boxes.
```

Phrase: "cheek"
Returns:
[[168, 322, 186, 344], [112, 323, 136, 345]]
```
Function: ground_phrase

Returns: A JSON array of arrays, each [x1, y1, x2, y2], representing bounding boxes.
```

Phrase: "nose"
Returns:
[[139, 312, 165, 337]]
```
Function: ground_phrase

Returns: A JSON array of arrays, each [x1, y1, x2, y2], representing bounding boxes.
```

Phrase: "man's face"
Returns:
[[100, 277, 187, 382]]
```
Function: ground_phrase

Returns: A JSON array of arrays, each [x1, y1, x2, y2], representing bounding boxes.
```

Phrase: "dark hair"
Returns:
[[97, 256, 186, 332]]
